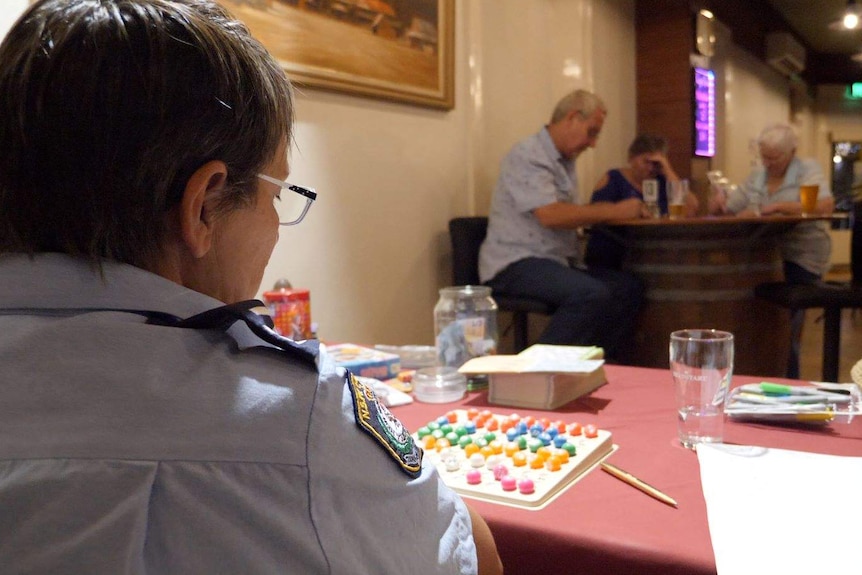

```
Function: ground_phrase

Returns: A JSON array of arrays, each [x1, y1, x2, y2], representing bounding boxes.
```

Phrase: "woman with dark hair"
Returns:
[[585, 134, 698, 268], [0, 1, 500, 573]]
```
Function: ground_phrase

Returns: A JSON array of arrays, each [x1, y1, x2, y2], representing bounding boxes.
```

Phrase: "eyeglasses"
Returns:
[[256, 174, 317, 226], [760, 152, 788, 165]]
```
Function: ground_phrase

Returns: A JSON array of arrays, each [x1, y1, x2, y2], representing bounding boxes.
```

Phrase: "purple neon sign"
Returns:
[[694, 67, 715, 157]]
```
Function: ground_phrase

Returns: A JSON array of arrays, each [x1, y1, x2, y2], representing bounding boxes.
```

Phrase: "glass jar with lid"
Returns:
[[434, 285, 498, 368]]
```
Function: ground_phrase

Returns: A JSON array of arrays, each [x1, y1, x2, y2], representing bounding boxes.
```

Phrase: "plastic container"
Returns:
[[434, 285, 498, 369], [263, 288, 312, 340], [413, 366, 468, 403]]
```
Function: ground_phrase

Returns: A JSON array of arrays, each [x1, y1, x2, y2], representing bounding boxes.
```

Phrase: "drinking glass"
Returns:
[[799, 184, 819, 215], [668, 180, 688, 219], [669, 329, 734, 450], [643, 179, 660, 219]]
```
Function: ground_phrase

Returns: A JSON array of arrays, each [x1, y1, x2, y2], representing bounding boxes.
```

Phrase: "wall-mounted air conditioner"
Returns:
[[766, 32, 806, 76]]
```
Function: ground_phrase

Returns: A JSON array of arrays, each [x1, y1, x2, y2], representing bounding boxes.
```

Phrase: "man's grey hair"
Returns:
[[758, 123, 798, 154], [550, 89, 606, 124]]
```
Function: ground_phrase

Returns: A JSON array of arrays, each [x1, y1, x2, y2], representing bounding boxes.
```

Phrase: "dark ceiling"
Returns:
[[768, 0, 862, 55], [699, 0, 862, 85]]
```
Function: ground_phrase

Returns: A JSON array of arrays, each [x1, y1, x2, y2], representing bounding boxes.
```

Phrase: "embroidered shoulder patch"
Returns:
[[347, 371, 423, 478]]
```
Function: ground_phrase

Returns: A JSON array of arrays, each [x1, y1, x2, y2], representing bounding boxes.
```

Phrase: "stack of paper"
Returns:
[[698, 443, 862, 574]]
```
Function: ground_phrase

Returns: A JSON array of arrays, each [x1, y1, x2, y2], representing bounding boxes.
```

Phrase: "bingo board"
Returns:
[[414, 409, 614, 510]]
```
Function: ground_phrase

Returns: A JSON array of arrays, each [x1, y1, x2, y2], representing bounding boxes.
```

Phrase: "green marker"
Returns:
[[759, 382, 793, 395]]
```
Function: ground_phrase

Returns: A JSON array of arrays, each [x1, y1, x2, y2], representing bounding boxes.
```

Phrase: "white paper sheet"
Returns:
[[698, 443, 862, 575], [459, 344, 604, 375]]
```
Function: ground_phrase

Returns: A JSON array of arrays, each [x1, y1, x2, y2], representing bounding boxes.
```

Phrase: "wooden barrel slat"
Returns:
[[614, 220, 794, 377]]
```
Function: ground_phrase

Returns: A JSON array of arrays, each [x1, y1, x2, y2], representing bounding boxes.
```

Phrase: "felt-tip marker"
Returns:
[[738, 383, 852, 403]]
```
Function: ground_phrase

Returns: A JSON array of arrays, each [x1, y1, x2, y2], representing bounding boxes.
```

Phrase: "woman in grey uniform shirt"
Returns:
[[0, 1, 501, 574]]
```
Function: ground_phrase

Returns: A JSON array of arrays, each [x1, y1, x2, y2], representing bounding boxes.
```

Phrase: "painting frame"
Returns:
[[219, 0, 455, 110]]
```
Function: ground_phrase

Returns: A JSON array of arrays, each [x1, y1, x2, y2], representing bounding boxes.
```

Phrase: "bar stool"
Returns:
[[754, 205, 862, 382], [448, 217, 552, 352]]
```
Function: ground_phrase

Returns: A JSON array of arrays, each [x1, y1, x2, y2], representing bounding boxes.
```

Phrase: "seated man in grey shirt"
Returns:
[[480, 90, 645, 362]]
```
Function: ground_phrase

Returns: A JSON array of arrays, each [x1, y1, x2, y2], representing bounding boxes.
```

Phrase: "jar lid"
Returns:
[[263, 289, 310, 302], [413, 366, 467, 403], [439, 285, 492, 297]]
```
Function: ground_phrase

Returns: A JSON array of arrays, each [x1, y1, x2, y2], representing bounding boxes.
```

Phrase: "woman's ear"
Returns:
[[179, 160, 228, 259]]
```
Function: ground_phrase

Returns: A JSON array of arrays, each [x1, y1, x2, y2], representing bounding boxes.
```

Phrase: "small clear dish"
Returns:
[[413, 366, 467, 403]]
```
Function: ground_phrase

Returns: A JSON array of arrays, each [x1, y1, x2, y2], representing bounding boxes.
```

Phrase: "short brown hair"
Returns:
[[0, 0, 293, 268], [627, 134, 668, 158]]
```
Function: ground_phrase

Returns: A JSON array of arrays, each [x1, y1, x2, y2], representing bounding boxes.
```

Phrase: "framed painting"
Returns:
[[219, 0, 455, 110]]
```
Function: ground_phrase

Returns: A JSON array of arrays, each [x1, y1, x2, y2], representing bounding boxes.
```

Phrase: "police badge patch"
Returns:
[[347, 371, 423, 478]]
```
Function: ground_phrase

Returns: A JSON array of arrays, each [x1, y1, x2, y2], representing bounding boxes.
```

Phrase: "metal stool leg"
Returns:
[[512, 311, 529, 352], [822, 306, 842, 382]]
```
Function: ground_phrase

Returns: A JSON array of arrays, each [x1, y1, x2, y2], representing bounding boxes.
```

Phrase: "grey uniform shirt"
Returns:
[[727, 157, 832, 277], [479, 127, 580, 283], [0, 254, 476, 575]]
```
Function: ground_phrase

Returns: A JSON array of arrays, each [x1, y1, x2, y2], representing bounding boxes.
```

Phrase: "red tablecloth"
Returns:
[[392, 365, 862, 575]]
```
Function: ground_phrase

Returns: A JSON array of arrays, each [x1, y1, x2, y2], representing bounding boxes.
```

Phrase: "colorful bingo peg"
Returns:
[[492, 463, 509, 481], [501, 475, 517, 491], [442, 452, 460, 472]]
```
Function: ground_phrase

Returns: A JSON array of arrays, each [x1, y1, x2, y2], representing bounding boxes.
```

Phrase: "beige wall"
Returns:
[[717, 45, 792, 184], [0, 2, 24, 35]]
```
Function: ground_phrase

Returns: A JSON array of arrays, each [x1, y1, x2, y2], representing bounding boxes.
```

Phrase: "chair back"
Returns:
[[448, 217, 488, 286], [852, 201, 862, 285]]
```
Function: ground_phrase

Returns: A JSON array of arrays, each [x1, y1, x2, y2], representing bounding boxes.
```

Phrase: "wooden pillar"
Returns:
[[635, 0, 695, 182]]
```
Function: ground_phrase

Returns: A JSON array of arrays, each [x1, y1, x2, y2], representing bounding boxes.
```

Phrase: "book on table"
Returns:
[[458, 344, 607, 410]]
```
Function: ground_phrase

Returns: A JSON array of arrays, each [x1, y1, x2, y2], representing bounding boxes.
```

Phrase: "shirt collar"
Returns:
[[755, 156, 801, 188], [783, 156, 802, 185], [0, 253, 223, 318], [538, 126, 572, 169]]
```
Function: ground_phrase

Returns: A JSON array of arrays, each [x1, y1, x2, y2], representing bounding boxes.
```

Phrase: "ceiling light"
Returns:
[[844, 0, 861, 29]]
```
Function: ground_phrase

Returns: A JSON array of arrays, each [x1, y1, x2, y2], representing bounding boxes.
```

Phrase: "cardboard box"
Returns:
[[459, 344, 606, 410], [326, 343, 401, 380]]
